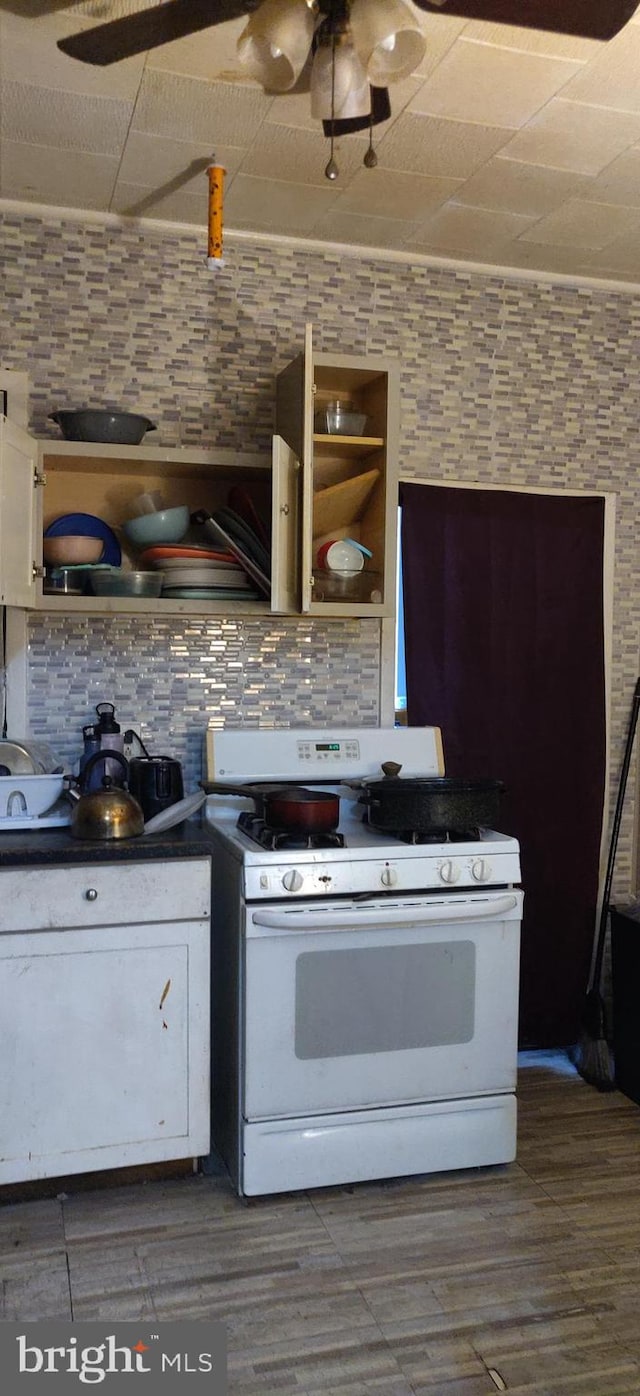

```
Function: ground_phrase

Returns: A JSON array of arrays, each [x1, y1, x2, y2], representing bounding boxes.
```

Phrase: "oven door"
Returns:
[[242, 889, 522, 1120]]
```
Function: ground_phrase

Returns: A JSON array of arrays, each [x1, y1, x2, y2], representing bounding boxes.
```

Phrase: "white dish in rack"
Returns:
[[0, 773, 66, 818]]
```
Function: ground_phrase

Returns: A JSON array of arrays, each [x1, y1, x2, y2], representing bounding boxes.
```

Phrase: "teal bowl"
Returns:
[[123, 505, 189, 548]]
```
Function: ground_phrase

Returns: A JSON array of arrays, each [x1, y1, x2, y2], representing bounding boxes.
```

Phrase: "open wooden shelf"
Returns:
[[312, 468, 381, 538]]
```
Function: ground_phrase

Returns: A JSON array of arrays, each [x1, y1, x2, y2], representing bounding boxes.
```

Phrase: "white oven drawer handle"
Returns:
[[251, 893, 519, 932]]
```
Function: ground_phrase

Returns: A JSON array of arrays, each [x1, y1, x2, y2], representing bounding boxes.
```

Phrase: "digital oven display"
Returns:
[[316, 743, 340, 751]]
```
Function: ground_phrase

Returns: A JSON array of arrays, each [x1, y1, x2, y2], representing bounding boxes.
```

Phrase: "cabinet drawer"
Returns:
[[0, 857, 211, 932]]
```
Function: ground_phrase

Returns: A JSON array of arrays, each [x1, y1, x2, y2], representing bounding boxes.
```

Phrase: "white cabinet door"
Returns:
[[270, 434, 300, 613], [0, 417, 38, 607], [0, 872, 211, 1184], [275, 323, 314, 612]]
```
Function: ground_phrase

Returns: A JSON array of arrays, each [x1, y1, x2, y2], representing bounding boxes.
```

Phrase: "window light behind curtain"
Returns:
[[399, 481, 606, 1049]]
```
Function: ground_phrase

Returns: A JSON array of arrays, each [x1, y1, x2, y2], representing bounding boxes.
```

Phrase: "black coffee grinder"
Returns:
[[125, 729, 184, 822]]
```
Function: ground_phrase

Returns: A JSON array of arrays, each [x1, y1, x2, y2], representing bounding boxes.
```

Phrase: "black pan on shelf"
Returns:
[[190, 510, 271, 600], [214, 506, 271, 573]]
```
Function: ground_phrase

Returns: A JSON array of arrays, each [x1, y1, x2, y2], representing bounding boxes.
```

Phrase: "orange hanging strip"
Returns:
[[207, 161, 226, 269]]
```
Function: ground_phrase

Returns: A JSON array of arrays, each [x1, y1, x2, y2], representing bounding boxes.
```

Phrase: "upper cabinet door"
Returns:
[[0, 418, 38, 608], [270, 435, 300, 614], [275, 322, 314, 612]]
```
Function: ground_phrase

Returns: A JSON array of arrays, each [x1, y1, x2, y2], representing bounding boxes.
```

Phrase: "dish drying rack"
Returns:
[[0, 801, 71, 832]]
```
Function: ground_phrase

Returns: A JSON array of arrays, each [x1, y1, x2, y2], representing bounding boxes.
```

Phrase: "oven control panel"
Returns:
[[207, 725, 444, 782], [296, 739, 360, 765], [243, 848, 521, 900]]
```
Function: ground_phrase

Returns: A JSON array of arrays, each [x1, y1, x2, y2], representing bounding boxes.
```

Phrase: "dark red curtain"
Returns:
[[399, 482, 606, 1048]]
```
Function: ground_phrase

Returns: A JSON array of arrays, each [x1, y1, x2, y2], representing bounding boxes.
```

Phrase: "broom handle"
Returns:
[[592, 677, 640, 988]]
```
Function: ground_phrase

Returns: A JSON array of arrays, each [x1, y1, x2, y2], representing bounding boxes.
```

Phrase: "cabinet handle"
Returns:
[[85, 888, 98, 901]]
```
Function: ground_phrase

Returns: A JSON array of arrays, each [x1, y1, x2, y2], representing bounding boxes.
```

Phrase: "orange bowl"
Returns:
[[43, 535, 104, 566]]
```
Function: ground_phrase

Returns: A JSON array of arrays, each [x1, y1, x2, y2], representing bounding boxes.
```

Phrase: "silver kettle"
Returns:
[[67, 751, 144, 841]]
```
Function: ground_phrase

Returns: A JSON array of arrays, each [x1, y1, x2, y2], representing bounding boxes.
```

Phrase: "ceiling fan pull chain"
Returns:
[[324, 29, 339, 181], [364, 112, 378, 169]]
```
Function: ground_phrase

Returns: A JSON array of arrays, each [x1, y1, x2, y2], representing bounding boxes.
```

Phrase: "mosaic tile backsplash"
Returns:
[[1, 208, 640, 883], [26, 615, 380, 788]]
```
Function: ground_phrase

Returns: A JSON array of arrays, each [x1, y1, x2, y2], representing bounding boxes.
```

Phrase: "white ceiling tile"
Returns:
[[519, 197, 640, 249], [408, 202, 534, 255], [0, 137, 119, 208], [146, 17, 248, 83], [588, 148, 640, 205], [117, 131, 246, 190], [409, 12, 470, 79], [310, 210, 411, 250], [377, 112, 512, 179], [454, 157, 589, 217], [586, 232, 640, 277], [500, 98, 640, 174], [65, 2, 160, 17], [463, 21, 601, 63], [238, 123, 366, 188], [409, 38, 582, 129], [131, 69, 272, 147], [561, 25, 640, 113], [1, 79, 133, 155], [111, 179, 207, 226], [224, 173, 338, 233], [265, 87, 322, 135], [0, 9, 145, 98], [498, 240, 604, 274], [334, 168, 462, 220]]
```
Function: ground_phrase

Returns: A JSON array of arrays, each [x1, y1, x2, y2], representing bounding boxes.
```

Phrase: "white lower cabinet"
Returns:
[[0, 857, 211, 1184]]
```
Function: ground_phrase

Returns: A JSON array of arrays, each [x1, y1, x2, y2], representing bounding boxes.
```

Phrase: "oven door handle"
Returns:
[[250, 892, 520, 933]]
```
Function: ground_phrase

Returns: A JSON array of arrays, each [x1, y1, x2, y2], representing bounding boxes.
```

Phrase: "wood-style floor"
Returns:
[[3, 1051, 640, 1394]]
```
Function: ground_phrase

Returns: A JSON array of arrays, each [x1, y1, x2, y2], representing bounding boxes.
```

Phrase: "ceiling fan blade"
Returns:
[[322, 86, 391, 138], [410, 0, 637, 41], [57, 0, 256, 66]]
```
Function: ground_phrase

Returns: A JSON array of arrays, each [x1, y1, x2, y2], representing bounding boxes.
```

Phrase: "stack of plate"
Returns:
[[138, 545, 260, 600]]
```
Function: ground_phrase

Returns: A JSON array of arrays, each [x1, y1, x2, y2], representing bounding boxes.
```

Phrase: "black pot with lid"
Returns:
[[358, 761, 504, 837]]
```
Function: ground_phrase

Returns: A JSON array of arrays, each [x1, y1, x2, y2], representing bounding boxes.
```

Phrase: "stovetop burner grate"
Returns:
[[392, 827, 483, 845], [237, 811, 345, 851]]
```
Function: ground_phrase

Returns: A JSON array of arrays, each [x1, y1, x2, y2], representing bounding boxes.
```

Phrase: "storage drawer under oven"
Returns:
[[242, 890, 523, 1120]]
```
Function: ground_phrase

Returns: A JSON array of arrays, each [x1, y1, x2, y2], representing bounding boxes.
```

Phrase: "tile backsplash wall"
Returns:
[[2, 208, 640, 877], [26, 614, 380, 787]]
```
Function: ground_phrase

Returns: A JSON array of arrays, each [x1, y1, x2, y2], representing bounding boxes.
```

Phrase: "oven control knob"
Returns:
[[381, 866, 398, 887], [439, 858, 461, 885], [282, 869, 304, 893], [471, 858, 491, 883]]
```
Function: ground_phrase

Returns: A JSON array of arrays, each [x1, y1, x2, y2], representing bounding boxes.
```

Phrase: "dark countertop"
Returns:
[[0, 816, 216, 867]]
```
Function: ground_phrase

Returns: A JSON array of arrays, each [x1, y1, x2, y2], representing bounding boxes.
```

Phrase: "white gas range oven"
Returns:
[[204, 726, 522, 1197]]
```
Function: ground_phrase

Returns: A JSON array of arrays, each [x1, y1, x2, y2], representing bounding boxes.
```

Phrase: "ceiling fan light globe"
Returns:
[[310, 39, 371, 120], [350, 0, 426, 84], [237, 0, 315, 92]]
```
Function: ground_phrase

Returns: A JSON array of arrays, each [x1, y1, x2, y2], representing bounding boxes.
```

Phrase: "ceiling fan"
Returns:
[[51, 0, 637, 180], [53, 0, 634, 67], [53, 0, 638, 68]]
